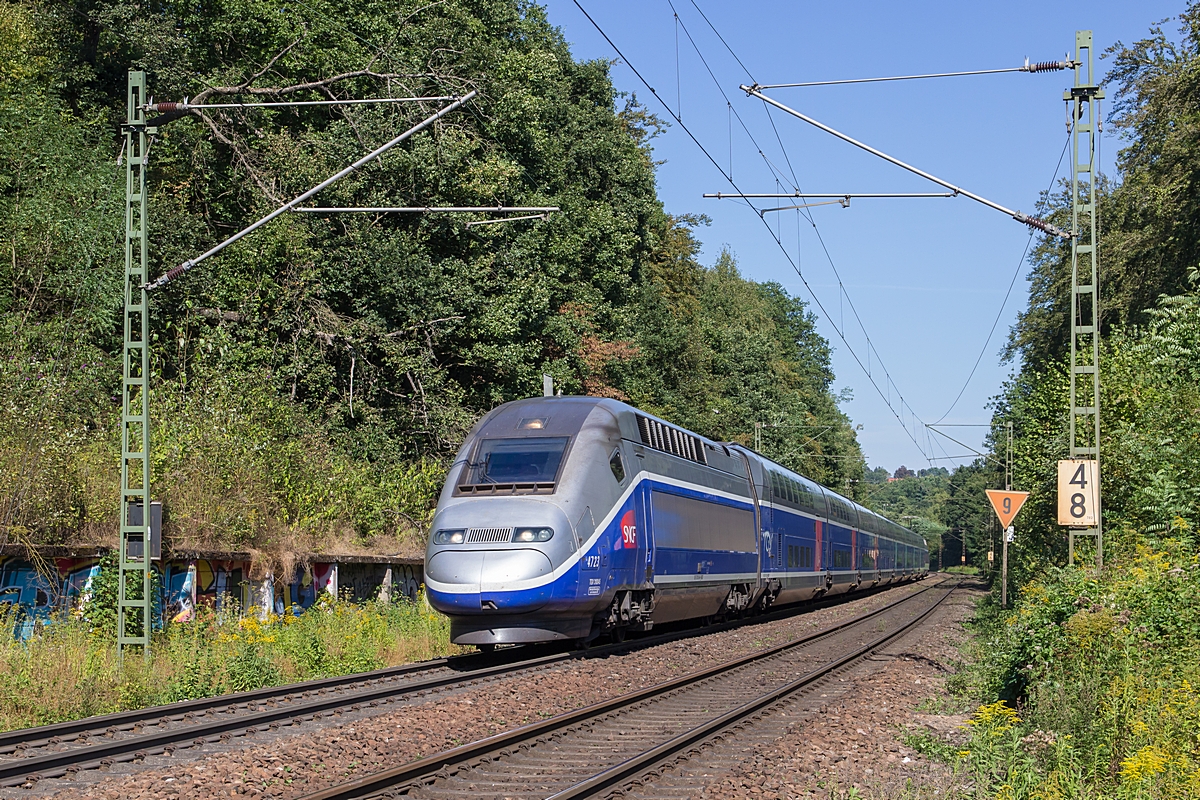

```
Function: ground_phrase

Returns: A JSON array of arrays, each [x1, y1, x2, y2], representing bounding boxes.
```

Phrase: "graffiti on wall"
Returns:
[[0, 556, 102, 638], [0, 554, 424, 637], [340, 562, 421, 602]]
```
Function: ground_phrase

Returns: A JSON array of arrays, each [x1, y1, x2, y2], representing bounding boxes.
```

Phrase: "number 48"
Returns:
[[1058, 460, 1098, 526]]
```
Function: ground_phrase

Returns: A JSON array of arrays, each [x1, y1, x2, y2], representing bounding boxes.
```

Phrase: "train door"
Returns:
[[815, 519, 830, 589], [851, 529, 860, 586], [586, 487, 649, 605], [638, 486, 653, 586], [730, 450, 766, 604], [823, 526, 834, 588]]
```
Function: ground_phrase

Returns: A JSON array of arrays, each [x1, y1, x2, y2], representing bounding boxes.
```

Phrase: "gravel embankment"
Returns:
[[10, 579, 945, 799], [697, 584, 981, 800]]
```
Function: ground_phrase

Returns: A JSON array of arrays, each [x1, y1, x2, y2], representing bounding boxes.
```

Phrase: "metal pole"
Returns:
[[465, 213, 553, 227], [1002, 420, 1012, 607], [146, 96, 459, 111], [119, 71, 154, 659], [1065, 31, 1103, 568], [704, 192, 956, 199], [741, 86, 1071, 239], [145, 90, 478, 290], [1002, 530, 1009, 607], [294, 206, 560, 213]]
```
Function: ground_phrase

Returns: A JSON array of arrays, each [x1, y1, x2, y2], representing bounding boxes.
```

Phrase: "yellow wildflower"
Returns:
[[1121, 745, 1170, 782]]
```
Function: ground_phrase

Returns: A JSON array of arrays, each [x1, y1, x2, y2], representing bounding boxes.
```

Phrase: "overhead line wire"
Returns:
[[673, 1, 935, 462], [670, 1, 932, 461], [572, 0, 932, 462], [926, 425, 1005, 468], [932, 131, 1073, 424], [685, 0, 1062, 465]]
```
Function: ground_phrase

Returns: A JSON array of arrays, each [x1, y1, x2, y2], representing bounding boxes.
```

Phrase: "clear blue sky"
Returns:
[[540, 0, 1181, 472]]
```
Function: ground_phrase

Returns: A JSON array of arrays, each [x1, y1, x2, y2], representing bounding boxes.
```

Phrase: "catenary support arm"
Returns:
[[741, 86, 1069, 239], [145, 90, 478, 290]]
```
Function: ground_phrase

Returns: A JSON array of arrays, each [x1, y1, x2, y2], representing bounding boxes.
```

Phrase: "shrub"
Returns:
[[955, 543, 1200, 798]]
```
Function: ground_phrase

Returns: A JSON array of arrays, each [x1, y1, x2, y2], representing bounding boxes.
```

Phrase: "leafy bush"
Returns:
[[956, 544, 1200, 798], [1, 0, 866, 562]]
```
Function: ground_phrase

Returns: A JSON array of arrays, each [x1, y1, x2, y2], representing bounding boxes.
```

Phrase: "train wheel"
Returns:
[[611, 627, 626, 644], [476, 643, 496, 654]]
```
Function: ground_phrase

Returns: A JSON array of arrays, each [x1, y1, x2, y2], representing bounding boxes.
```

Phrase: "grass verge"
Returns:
[[909, 541, 1200, 799], [0, 593, 457, 732]]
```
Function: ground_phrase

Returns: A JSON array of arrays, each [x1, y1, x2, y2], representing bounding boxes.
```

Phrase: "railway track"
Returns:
[[294, 578, 957, 800], [0, 578, 927, 788]]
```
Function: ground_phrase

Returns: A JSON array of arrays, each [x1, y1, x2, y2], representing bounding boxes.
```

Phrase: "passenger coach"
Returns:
[[424, 396, 927, 648]]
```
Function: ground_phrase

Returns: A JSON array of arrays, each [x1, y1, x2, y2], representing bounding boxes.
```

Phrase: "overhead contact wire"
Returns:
[[676, 1, 935, 462], [932, 131, 1073, 424], [573, 0, 932, 462]]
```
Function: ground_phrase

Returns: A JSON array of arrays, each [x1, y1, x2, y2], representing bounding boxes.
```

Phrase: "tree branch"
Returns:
[[190, 70, 448, 105]]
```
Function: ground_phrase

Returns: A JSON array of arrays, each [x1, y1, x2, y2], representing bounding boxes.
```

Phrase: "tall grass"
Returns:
[[0, 593, 457, 732]]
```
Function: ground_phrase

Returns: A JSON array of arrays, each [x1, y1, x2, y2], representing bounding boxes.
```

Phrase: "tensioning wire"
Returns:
[[572, 0, 934, 462]]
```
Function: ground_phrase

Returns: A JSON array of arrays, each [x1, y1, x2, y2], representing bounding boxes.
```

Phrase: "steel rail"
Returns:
[[293, 578, 949, 800], [0, 578, 927, 785], [550, 581, 959, 799], [0, 656, 456, 755]]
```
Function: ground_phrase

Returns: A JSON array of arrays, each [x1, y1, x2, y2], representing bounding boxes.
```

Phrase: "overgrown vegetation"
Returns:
[[861, 464, 1001, 572], [0, 0, 864, 565], [926, 6, 1200, 797], [0, 591, 454, 732]]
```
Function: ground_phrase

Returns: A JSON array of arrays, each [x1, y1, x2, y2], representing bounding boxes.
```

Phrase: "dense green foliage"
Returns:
[[947, 6, 1200, 797], [862, 464, 1004, 571], [0, 0, 863, 562]]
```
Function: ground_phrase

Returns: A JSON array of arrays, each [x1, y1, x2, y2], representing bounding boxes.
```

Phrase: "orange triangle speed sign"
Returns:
[[986, 490, 1029, 529]]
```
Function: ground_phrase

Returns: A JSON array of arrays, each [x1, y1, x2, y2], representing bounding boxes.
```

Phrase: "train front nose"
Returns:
[[424, 501, 572, 616]]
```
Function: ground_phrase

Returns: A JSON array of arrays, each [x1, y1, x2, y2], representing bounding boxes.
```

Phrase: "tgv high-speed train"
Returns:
[[424, 397, 927, 647]]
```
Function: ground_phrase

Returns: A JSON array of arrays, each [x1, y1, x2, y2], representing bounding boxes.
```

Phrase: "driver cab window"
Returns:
[[467, 437, 569, 484], [609, 449, 626, 483]]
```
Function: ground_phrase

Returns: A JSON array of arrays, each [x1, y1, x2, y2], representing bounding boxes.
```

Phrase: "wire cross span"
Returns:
[[144, 92, 477, 291]]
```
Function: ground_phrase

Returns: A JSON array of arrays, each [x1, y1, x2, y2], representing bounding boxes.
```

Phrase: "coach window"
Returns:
[[609, 449, 626, 484]]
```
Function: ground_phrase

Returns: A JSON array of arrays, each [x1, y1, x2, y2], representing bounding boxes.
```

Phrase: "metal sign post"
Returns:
[[1064, 31, 1104, 568], [1004, 421, 1012, 606], [986, 489, 1028, 608]]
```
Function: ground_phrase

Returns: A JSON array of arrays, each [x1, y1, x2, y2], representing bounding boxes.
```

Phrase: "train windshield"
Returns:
[[468, 437, 569, 484]]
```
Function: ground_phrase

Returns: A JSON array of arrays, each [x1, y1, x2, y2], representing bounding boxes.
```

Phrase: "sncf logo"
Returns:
[[620, 510, 638, 548]]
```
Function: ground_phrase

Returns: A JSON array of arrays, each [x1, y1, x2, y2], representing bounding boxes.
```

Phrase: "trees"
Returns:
[[998, 5, 1200, 573], [0, 0, 863, 559]]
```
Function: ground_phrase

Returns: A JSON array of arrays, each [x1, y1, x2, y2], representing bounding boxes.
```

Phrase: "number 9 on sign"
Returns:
[[1057, 459, 1099, 526]]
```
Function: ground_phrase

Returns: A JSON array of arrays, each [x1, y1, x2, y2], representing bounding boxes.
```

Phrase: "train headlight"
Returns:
[[432, 529, 466, 545], [512, 527, 553, 543]]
